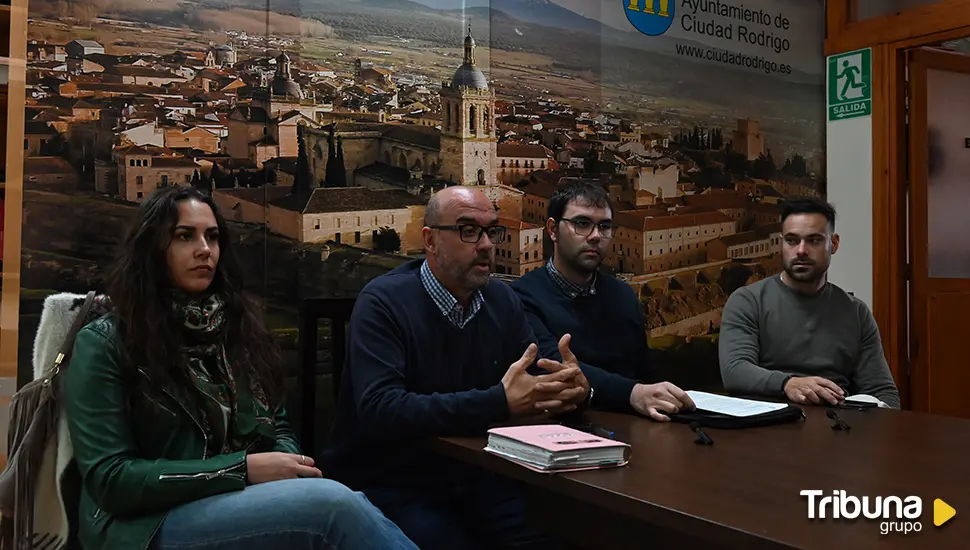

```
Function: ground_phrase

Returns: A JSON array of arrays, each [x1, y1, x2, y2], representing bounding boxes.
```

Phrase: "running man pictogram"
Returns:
[[838, 60, 866, 100]]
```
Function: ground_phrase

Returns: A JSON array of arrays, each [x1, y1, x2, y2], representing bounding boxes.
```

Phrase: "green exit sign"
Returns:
[[828, 48, 872, 122]]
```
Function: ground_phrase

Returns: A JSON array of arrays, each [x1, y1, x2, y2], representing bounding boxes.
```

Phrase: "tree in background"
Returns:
[[293, 123, 314, 197], [210, 163, 235, 190], [335, 137, 347, 186], [583, 147, 599, 174], [373, 226, 401, 254], [190, 169, 210, 195], [325, 127, 347, 188], [751, 150, 777, 179], [782, 154, 808, 178], [722, 143, 749, 176], [676, 126, 723, 150], [710, 128, 724, 150]]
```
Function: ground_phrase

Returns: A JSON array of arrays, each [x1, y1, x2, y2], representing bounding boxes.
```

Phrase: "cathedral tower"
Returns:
[[439, 26, 496, 186]]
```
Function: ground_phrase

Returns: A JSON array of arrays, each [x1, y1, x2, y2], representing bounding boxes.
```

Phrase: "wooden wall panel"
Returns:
[[827, 0, 970, 55], [0, 0, 29, 462], [827, 0, 970, 410]]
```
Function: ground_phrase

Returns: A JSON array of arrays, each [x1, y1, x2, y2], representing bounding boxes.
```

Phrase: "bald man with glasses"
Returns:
[[325, 186, 585, 550]]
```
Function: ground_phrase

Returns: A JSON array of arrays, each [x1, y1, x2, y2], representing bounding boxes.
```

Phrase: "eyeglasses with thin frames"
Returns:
[[560, 217, 616, 238], [430, 224, 508, 244]]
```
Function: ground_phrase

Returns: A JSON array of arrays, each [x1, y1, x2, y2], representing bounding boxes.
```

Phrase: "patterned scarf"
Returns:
[[172, 292, 275, 457]]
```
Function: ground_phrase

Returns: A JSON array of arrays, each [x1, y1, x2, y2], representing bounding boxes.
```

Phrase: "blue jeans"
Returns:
[[364, 473, 558, 550], [150, 478, 418, 550]]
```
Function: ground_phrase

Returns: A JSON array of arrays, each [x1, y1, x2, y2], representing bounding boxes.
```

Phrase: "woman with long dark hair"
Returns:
[[64, 186, 417, 550]]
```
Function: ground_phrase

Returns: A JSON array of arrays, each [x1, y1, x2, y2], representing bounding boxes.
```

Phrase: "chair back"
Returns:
[[297, 297, 356, 456]]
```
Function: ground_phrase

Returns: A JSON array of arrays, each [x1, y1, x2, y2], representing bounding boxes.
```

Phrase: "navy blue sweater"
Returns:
[[511, 267, 648, 413], [324, 260, 535, 489]]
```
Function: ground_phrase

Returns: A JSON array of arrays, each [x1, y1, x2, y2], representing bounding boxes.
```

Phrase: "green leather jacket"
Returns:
[[63, 315, 302, 550]]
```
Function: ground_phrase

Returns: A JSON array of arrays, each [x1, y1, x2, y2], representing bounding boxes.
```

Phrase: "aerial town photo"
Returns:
[[17, 0, 825, 431]]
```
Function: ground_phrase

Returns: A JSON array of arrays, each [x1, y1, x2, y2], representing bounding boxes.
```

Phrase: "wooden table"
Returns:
[[431, 406, 970, 549]]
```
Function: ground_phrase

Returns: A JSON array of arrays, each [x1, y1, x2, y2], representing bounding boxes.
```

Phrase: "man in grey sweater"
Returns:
[[718, 197, 901, 408]]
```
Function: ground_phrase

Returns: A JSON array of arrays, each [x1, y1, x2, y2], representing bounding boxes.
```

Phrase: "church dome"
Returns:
[[451, 64, 488, 90], [271, 76, 304, 98], [271, 50, 303, 98], [450, 25, 487, 90]]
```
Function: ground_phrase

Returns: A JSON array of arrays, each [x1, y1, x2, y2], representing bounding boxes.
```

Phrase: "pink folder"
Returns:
[[484, 425, 632, 473]]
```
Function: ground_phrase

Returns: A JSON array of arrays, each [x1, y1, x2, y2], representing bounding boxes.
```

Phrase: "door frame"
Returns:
[[826, 0, 970, 410], [906, 47, 970, 413]]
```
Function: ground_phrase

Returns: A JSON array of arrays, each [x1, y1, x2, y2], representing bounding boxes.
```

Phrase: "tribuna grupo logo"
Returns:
[[800, 490, 922, 535]]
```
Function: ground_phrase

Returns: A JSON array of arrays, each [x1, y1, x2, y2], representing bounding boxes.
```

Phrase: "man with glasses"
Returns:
[[325, 186, 585, 549], [511, 181, 696, 420]]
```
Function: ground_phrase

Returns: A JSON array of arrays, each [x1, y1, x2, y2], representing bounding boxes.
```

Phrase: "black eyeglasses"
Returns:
[[430, 224, 508, 244], [560, 217, 616, 238]]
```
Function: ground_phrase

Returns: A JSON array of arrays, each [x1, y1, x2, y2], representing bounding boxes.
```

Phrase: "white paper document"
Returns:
[[686, 391, 789, 417]]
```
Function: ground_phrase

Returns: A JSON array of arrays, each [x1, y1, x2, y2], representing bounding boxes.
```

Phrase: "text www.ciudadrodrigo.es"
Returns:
[[675, 43, 792, 75]]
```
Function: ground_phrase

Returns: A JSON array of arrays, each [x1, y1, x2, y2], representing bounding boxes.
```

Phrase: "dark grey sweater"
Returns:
[[718, 275, 900, 408]]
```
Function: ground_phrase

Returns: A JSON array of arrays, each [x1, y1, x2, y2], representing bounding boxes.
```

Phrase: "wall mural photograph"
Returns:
[[18, 0, 825, 449]]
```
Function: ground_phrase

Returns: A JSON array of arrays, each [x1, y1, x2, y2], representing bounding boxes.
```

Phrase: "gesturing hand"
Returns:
[[246, 452, 322, 485], [629, 382, 695, 422], [535, 334, 589, 410], [783, 376, 844, 406], [502, 343, 583, 417]]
